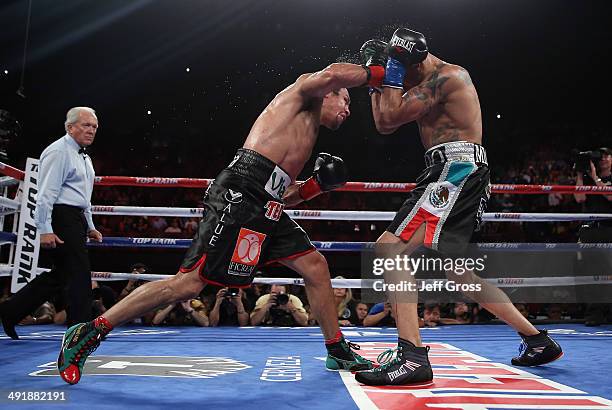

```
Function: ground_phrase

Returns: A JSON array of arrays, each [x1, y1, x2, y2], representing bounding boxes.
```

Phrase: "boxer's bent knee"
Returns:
[[285, 251, 330, 283]]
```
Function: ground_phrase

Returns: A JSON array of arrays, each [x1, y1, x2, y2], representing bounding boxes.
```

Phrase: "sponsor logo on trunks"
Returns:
[[265, 166, 291, 200], [224, 188, 243, 204], [228, 228, 267, 276], [31, 356, 251, 379], [429, 185, 450, 208], [474, 144, 487, 164], [264, 201, 284, 221], [474, 184, 490, 232], [209, 203, 234, 247]]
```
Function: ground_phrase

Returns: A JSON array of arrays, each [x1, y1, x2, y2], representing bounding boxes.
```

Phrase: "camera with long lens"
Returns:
[[572, 149, 603, 173], [275, 293, 289, 306]]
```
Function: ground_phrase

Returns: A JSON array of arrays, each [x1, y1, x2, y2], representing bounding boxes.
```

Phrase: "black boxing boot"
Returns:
[[355, 338, 433, 386], [512, 329, 563, 367]]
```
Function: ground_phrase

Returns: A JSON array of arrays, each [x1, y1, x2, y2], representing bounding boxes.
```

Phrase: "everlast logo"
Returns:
[[390, 37, 416, 52]]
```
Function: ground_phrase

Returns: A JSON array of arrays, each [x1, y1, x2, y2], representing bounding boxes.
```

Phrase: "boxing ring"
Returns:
[[1, 160, 612, 410]]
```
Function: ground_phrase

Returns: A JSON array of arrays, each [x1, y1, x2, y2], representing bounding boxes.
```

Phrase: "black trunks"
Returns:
[[180, 149, 316, 287], [386, 141, 490, 254]]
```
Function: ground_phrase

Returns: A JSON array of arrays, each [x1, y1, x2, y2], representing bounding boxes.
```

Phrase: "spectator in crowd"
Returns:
[[183, 217, 199, 236], [363, 302, 396, 327], [573, 147, 611, 326], [117, 263, 155, 324], [421, 302, 441, 327], [91, 280, 116, 316], [472, 304, 495, 323], [152, 298, 209, 326], [515, 303, 532, 320], [441, 302, 473, 324], [163, 218, 183, 236], [149, 216, 168, 233], [118, 263, 147, 301], [333, 277, 358, 326], [250, 285, 308, 327], [54, 280, 116, 325], [354, 302, 369, 326], [545, 304, 564, 321], [244, 281, 266, 311], [18, 302, 56, 326], [209, 288, 250, 327]]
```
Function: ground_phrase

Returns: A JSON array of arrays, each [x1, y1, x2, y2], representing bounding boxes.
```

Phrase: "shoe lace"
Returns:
[[74, 332, 101, 365], [375, 347, 402, 371], [346, 341, 372, 363]]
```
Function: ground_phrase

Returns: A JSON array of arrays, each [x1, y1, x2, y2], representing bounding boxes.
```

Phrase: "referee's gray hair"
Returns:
[[64, 107, 97, 132]]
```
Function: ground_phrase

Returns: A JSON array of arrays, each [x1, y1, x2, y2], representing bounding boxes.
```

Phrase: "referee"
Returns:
[[0, 107, 103, 339]]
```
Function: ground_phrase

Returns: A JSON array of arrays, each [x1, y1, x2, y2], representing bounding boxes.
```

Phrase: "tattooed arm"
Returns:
[[371, 66, 459, 134]]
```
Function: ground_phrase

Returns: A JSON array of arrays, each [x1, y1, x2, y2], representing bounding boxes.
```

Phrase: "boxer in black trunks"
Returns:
[[57, 62, 387, 384], [354, 28, 563, 386]]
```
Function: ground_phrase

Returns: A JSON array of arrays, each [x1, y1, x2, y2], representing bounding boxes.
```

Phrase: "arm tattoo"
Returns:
[[457, 68, 473, 86], [402, 67, 450, 111]]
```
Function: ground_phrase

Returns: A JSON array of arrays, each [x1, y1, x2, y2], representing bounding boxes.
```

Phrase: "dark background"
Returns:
[[1, 0, 610, 181]]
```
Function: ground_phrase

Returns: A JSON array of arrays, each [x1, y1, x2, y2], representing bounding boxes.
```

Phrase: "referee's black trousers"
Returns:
[[3, 205, 93, 326]]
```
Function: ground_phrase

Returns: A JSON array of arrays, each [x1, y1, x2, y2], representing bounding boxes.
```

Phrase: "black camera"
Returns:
[[572, 149, 603, 173], [275, 293, 289, 306], [226, 288, 239, 297]]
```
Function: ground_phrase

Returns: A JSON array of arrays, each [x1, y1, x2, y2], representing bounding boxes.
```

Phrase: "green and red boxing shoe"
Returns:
[[57, 317, 112, 384]]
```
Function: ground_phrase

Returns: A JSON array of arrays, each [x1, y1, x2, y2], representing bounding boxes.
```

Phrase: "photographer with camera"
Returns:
[[573, 147, 612, 210], [117, 263, 148, 301], [250, 284, 308, 327], [573, 147, 612, 326], [209, 287, 250, 327], [152, 298, 209, 327]]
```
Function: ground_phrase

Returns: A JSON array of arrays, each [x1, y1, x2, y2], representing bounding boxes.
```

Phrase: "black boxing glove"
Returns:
[[383, 28, 429, 89], [298, 153, 347, 201], [359, 39, 388, 90]]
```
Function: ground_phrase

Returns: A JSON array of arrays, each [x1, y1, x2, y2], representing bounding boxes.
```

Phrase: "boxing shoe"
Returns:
[[326, 337, 375, 371], [512, 329, 563, 367], [57, 322, 102, 384], [355, 339, 433, 386]]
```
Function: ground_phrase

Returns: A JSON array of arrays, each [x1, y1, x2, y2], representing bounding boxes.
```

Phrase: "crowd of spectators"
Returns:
[[85, 143, 596, 244], [1, 143, 609, 329], [1, 271, 585, 330]]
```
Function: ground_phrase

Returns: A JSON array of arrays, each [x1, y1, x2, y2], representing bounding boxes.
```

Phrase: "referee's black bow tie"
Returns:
[[78, 147, 87, 155]]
